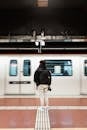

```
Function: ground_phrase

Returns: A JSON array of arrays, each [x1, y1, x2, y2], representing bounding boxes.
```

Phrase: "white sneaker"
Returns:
[[38, 107, 44, 111]]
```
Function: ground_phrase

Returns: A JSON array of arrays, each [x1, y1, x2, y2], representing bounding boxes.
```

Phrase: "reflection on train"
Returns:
[[0, 54, 87, 96]]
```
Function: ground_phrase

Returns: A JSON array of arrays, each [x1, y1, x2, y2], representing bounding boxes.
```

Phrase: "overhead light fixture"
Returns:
[[35, 41, 39, 46], [35, 40, 45, 46], [37, 0, 48, 7], [40, 40, 45, 46]]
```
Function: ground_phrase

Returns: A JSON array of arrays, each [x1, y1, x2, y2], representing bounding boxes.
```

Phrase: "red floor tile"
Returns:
[[0, 110, 36, 128], [49, 98, 87, 106], [0, 98, 40, 106], [49, 110, 87, 128]]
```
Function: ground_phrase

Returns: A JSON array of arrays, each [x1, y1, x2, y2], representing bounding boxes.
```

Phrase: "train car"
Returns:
[[0, 54, 87, 97]]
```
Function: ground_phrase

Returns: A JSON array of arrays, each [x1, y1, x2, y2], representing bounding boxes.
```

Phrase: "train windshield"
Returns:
[[45, 60, 72, 76], [84, 60, 87, 76], [23, 60, 31, 76], [9, 60, 18, 76]]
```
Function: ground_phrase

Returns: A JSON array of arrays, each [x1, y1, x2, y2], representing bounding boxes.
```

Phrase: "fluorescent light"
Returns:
[[35, 41, 39, 46]]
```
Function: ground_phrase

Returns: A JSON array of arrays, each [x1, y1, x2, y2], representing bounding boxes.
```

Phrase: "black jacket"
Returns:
[[34, 68, 51, 86]]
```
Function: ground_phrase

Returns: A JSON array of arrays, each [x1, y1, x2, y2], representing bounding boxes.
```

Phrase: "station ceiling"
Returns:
[[0, 0, 87, 35], [0, 0, 86, 9]]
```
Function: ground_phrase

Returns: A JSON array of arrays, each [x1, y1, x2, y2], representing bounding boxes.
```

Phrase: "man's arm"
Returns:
[[48, 71, 51, 85], [34, 70, 40, 86]]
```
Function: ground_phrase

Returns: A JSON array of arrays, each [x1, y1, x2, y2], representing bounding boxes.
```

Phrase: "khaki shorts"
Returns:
[[38, 84, 48, 93]]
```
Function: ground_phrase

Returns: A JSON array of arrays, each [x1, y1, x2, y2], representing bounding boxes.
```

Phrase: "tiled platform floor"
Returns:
[[49, 109, 87, 128], [0, 128, 87, 130], [0, 98, 87, 128], [0, 98, 87, 106], [0, 110, 36, 128]]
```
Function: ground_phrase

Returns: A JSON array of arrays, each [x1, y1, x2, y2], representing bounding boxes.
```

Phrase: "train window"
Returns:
[[9, 60, 18, 76], [23, 60, 31, 76], [45, 60, 72, 76], [84, 60, 87, 76]]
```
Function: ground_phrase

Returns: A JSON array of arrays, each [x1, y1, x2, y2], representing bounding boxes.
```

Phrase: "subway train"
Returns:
[[0, 54, 87, 97]]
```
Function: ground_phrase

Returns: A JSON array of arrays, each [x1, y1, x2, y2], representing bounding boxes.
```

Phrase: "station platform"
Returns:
[[0, 97, 87, 130]]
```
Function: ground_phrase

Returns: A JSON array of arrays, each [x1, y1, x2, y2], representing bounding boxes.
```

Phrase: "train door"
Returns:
[[80, 57, 87, 95], [5, 56, 35, 95]]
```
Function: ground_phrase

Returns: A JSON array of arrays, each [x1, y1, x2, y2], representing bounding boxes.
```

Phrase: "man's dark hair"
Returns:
[[40, 60, 45, 64], [39, 60, 46, 69]]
